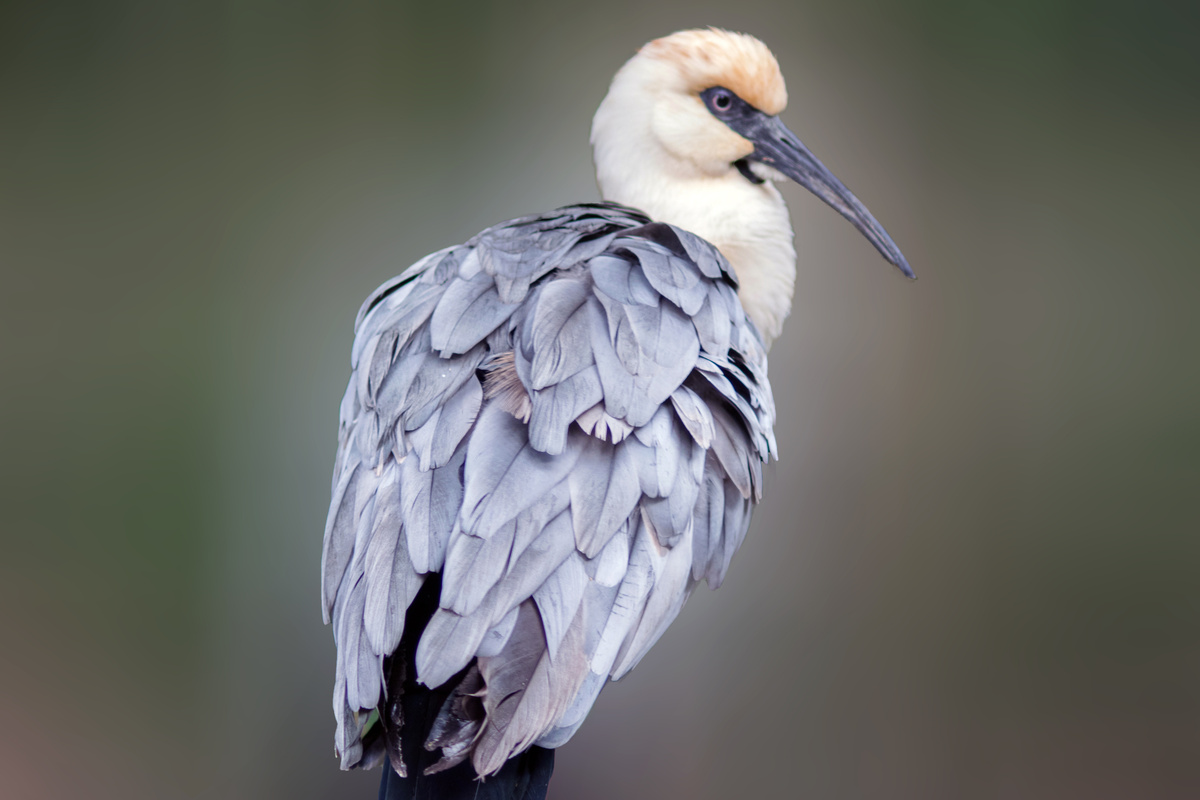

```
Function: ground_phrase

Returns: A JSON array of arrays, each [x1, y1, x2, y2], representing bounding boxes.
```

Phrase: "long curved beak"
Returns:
[[740, 114, 914, 279]]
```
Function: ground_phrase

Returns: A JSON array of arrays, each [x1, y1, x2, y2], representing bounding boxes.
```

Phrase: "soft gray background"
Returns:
[[2, 1, 1197, 798]]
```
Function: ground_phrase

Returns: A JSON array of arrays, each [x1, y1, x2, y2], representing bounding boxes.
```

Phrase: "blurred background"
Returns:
[[2, 1, 1198, 798]]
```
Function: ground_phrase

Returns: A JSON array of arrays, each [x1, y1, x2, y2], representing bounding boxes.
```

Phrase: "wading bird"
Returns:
[[322, 28, 911, 800]]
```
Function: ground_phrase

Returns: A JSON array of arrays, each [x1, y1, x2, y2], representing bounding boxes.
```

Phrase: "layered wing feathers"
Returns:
[[322, 203, 776, 775]]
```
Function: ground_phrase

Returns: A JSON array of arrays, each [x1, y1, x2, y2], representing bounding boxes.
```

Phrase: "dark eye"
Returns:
[[702, 87, 737, 117]]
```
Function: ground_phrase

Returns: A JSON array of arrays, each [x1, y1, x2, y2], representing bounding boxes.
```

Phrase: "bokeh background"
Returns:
[[2, 1, 1198, 798]]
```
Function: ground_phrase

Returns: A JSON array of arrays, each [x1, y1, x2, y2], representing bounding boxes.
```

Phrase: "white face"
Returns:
[[649, 90, 755, 177], [594, 30, 792, 189]]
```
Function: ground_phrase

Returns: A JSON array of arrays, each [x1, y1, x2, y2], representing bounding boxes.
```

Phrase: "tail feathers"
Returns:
[[375, 575, 556, 800], [378, 744, 554, 800]]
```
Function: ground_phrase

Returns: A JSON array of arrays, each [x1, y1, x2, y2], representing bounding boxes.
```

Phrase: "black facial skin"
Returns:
[[701, 86, 764, 129], [699, 85, 914, 278]]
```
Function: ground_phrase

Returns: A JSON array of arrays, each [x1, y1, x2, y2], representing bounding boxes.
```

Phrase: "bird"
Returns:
[[321, 28, 912, 800]]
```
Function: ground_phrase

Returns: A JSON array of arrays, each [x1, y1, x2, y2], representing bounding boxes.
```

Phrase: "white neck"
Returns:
[[601, 169, 797, 346], [591, 68, 797, 346]]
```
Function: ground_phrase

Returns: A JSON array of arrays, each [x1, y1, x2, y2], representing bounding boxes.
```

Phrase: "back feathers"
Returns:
[[323, 202, 776, 779]]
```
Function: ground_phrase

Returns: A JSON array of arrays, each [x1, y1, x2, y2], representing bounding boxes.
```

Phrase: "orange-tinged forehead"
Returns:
[[641, 29, 787, 115]]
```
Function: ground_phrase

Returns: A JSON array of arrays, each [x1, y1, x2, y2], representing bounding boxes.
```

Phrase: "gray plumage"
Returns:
[[322, 203, 776, 777]]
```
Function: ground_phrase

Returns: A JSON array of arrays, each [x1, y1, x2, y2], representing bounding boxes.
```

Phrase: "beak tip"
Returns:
[[888, 252, 916, 280]]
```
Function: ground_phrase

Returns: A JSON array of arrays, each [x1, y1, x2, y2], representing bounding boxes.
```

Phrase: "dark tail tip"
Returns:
[[378, 745, 555, 800], [375, 574, 556, 800]]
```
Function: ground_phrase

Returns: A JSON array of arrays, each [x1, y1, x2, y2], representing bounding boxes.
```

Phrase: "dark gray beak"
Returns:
[[731, 108, 914, 279]]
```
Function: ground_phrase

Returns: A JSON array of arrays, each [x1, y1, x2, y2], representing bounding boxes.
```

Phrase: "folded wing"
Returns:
[[322, 203, 777, 775]]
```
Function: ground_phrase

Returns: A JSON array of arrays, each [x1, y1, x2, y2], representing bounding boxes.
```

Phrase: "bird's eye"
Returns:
[[702, 87, 738, 117]]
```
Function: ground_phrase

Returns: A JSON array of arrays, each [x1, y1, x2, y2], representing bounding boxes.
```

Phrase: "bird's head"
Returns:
[[592, 30, 912, 330], [616, 29, 789, 178]]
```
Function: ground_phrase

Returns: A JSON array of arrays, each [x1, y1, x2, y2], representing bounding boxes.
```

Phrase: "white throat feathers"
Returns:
[[591, 29, 797, 345]]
